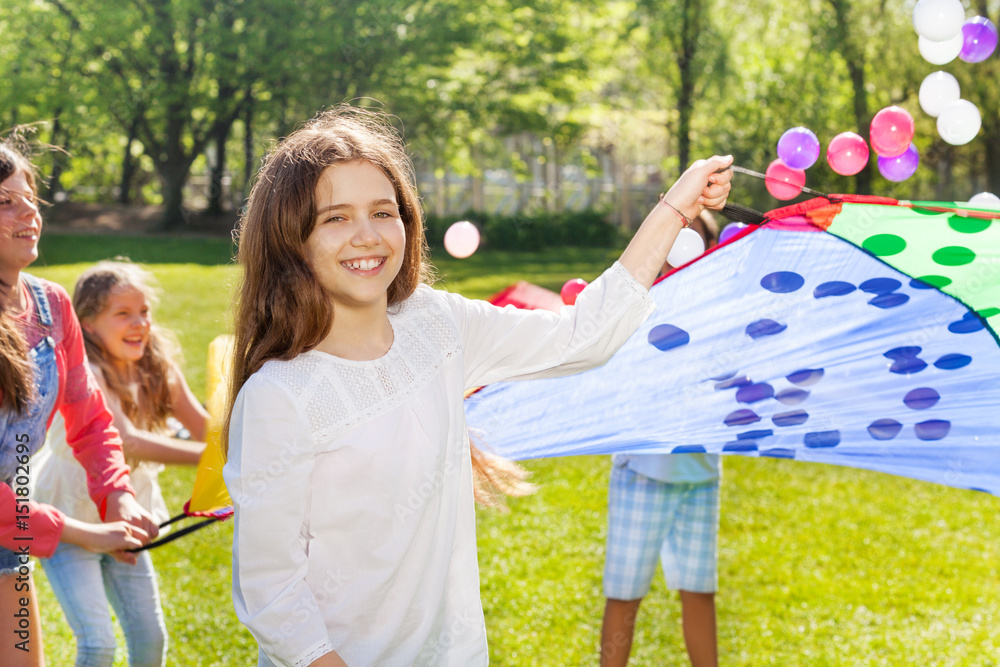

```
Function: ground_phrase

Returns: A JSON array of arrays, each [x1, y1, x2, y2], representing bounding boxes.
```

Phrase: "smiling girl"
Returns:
[[222, 106, 731, 667], [32, 260, 207, 667], [0, 141, 158, 667]]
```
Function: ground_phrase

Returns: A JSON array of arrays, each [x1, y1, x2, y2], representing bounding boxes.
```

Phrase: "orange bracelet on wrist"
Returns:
[[658, 193, 693, 228]]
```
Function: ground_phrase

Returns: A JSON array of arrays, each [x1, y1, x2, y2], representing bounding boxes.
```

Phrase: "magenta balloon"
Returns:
[[960, 17, 998, 63], [776, 127, 821, 170], [826, 132, 870, 176], [877, 143, 919, 182], [560, 278, 589, 305], [765, 159, 806, 200], [870, 106, 915, 158], [719, 222, 747, 244]]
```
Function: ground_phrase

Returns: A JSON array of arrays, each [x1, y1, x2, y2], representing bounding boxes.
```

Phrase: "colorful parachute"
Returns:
[[464, 195, 1000, 495]]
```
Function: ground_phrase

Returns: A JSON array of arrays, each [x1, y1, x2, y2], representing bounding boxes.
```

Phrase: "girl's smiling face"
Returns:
[[304, 160, 406, 313], [83, 285, 152, 371], [0, 169, 42, 276]]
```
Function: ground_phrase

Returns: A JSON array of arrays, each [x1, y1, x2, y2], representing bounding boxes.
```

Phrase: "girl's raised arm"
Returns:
[[619, 155, 733, 289]]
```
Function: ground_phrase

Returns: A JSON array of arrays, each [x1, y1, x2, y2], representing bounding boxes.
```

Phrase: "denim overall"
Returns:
[[0, 274, 59, 574]]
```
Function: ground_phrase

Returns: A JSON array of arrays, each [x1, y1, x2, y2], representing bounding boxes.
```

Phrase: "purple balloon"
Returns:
[[877, 143, 919, 182], [960, 16, 998, 63], [719, 222, 748, 243], [777, 127, 821, 170]]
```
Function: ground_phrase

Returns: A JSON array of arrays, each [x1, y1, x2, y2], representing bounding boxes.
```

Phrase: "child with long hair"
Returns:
[[32, 260, 208, 666], [0, 140, 158, 667], [222, 105, 732, 667]]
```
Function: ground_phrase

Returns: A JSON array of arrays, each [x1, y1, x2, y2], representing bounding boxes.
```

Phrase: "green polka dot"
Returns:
[[932, 246, 976, 266], [915, 274, 953, 288], [979, 307, 1000, 318], [948, 216, 992, 234], [862, 234, 906, 256]]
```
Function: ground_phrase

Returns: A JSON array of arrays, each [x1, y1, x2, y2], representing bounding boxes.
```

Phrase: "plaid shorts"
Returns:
[[603, 464, 720, 599]]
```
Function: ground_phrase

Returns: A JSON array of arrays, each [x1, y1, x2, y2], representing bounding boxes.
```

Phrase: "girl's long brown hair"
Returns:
[[73, 260, 177, 431], [222, 105, 534, 507], [222, 105, 432, 454], [0, 143, 39, 414]]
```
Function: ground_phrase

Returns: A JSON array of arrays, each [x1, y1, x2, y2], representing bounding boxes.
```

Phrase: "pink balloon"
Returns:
[[764, 159, 806, 200], [443, 221, 480, 258], [870, 106, 915, 157], [560, 278, 589, 305], [826, 132, 870, 176]]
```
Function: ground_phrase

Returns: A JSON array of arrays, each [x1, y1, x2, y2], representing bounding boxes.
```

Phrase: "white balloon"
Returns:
[[666, 228, 706, 268], [937, 99, 982, 146], [919, 71, 961, 117], [918, 32, 963, 65], [967, 192, 1000, 209], [912, 0, 966, 42]]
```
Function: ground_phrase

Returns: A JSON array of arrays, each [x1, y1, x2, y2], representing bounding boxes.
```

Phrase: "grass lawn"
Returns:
[[27, 233, 1000, 665]]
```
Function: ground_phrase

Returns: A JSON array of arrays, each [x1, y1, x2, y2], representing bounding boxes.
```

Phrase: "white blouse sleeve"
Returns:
[[223, 373, 335, 667], [441, 261, 656, 389]]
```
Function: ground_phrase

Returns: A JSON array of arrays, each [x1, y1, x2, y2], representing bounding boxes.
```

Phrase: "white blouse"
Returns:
[[224, 262, 655, 667]]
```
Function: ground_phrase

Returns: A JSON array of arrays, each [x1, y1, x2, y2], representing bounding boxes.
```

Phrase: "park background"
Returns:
[[4, 0, 1000, 664]]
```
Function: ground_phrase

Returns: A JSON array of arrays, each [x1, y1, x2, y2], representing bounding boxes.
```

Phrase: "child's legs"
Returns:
[[1, 545, 45, 667], [678, 591, 716, 667], [41, 543, 117, 667], [661, 481, 720, 667], [102, 551, 166, 667], [601, 465, 674, 666], [600, 598, 641, 667]]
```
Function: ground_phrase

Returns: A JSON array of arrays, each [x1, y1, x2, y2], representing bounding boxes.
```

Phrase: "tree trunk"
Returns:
[[675, 0, 702, 178], [118, 113, 141, 205], [243, 97, 254, 199], [206, 119, 233, 215], [45, 113, 66, 200], [848, 60, 872, 194], [159, 160, 191, 231]]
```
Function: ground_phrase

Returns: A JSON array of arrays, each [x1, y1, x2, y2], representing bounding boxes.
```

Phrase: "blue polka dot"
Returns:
[[786, 369, 824, 386], [867, 419, 902, 440], [671, 445, 707, 454], [761, 448, 796, 459], [884, 347, 927, 374], [776, 388, 810, 405], [773, 410, 809, 426], [724, 441, 758, 453], [904, 387, 940, 410], [709, 371, 737, 381], [804, 430, 841, 448], [889, 358, 927, 374], [868, 293, 910, 309], [746, 319, 787, 339], [885, 346, 921, 359], [860, 278, 902, 295], [724, 409, 761, 426], [915, 420, 950, 440], [737, 429, 773, 440], [761, 271, 805, 293], [934, 354, 972, 370], [736, 383, 775, 403], [948, 312, 985, 334], [648, 324, 690, 351], [908, 277, 934, 290], [715, 376, 751, 390], [813, 281, 856, 298]]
